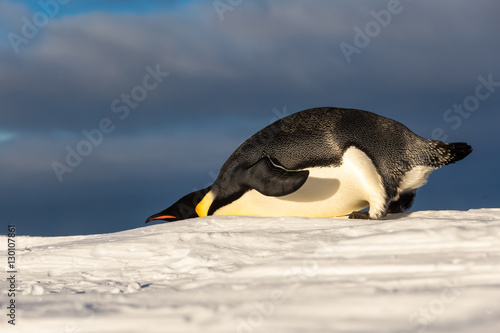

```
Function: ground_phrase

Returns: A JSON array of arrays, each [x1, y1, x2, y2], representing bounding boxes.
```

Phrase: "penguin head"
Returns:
[[186, 156, 310, 217], [145, 156, 309, 223], [145, 187, 211, 223]]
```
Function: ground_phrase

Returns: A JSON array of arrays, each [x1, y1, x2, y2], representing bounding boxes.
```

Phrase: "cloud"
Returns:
[[1, 1, 497, 133], [0, 125, 249, 236]]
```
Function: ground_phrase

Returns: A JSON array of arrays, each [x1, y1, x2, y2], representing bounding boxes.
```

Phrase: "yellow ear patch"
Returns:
[[195, 190, 215, 217]]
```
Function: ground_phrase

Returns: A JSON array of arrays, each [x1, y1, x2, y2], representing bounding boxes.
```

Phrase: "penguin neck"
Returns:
[[195, 188, 218, 217]]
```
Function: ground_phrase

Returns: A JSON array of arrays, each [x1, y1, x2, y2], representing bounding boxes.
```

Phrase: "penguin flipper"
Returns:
[[242, 156, 309, 197]]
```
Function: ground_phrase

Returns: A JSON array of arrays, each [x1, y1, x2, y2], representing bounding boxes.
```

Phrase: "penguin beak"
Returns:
[[145, 215, 177, 223]]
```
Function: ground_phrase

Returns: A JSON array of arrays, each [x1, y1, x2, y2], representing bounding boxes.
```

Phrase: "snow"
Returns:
[[2, 209, 500, 333]]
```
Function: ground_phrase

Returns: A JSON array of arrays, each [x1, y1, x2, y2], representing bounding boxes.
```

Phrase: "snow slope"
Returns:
[[1, 209, 500, 333]]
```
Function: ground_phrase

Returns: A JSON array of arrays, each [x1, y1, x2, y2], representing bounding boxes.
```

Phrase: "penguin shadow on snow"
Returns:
[[379, 212, 413, 220], [336, 210, 412, 220]]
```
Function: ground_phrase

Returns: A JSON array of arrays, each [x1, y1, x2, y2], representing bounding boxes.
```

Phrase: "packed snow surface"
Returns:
[[2, 209, 500, 333]]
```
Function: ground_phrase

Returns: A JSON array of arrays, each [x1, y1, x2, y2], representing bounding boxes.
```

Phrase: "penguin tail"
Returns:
[[442, 142, 473, 165]]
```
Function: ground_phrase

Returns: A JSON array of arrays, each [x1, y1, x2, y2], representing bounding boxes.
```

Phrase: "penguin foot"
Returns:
[[387, 190, 416, 214], [348, 211, 370, 219]]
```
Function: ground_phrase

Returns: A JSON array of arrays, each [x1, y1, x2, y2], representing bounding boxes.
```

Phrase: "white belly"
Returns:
[[213, 147, 386, 218]]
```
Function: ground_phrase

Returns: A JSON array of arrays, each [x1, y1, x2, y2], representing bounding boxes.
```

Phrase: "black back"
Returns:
[[212, 107, 438, 205]]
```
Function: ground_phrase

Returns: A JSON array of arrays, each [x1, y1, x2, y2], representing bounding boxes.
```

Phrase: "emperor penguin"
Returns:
[[146, 107, 472, 222]]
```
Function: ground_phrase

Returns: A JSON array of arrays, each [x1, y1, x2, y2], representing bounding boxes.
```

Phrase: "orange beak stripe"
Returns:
[[152, 215, 176, 220]]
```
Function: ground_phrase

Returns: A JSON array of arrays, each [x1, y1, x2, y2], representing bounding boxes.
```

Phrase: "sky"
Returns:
[[1, 0, 499, 236]]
